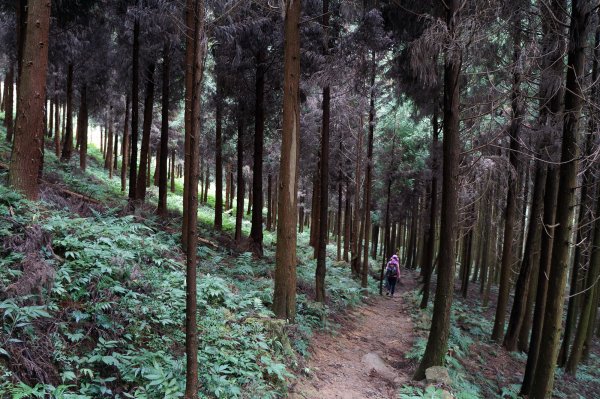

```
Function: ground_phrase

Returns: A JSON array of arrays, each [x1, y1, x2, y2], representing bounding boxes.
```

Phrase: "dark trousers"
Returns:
[[387, 277, 398, 295]]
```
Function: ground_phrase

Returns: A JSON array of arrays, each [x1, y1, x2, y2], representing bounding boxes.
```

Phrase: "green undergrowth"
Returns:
[[0, 122, 376, 398], [398, 288, 600, 399]]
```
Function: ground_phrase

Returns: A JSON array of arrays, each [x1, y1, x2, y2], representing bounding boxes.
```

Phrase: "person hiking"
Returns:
[[385, 255, 400, 297]]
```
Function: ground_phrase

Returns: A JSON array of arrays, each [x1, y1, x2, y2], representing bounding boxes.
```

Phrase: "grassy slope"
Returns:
[[0, 118, 376, 399]]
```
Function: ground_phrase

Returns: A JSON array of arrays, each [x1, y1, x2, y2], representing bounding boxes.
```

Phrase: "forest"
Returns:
[[0, 0, 599, 398]]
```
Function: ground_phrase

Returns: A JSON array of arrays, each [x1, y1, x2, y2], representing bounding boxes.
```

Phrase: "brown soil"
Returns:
[[290, 273, 419, 399]]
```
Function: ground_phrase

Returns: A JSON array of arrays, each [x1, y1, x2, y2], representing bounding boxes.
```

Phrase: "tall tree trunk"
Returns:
[[344, 183, 351, 262], [250, 49, 266, 254], [184, 0, 206, 397], [421, 103, 439, 309], [121, 95, 130, 192], [272, 0, 301, 322], [8, 0, 51, 200], [60, 63, 74, 161], [214, 70, 224, 230], [492, 21, 524, 341], [53, 91, 60, 158], [315, 0, 331, 302], [5, 64, 14, 143], [113, 123, 119, 171], [78, 85, 88, 171], [413, 0, 460, 380], [267, 174, 273, 230], [15, 0, 27, 123], [565, 175, 600, 374], [171, 150, 176, 192], [235, 108, 245, 242], [158, 45, 170, 217], [336, 173, 343, 261], [379, 178, 392, 295], [351, 120, 363, 277], [106, 112, 114, 178], [129, 18, 140, 201], [521, 166, 559, 395], [530, 1, 589, 395], [136, 63, 156, 202], [361, 52, 376, 289], [503, 162, 546, 350], [310, 167, 320, 252]]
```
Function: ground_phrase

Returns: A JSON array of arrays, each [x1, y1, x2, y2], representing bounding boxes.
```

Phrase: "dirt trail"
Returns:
[[290, 274, 418, 399]]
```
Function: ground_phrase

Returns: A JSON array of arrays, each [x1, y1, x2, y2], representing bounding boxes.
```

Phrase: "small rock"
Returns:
[[361, 352, 397, 382], [425, 366, 452, 386]]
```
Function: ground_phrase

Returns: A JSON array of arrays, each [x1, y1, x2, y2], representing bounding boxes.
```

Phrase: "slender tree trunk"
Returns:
[[53, 91, 60, 158], [106, 113, 114, 178], [129, 19, 140, 201], [379, 178, 392, 295], [225, 163, 231, 211], [492, 21, 524, 341], [267, 174, 273, 230], [413, 0, 460, 380], [361, 52, 376, 289], [521, 166, 559, 395], [158, 45, 170, 216], [79, 86, 88, 171], [310, 167, 320, 253], [315, 0, 331, 301], [530, 2, 588, 394], [8, 0, 51, 200], [351, 120, 363, 277], [272, 0, 301, 322], [60, 63, 74, 161], [121, 95, 130, 192], [504, 162, 546, 350], [5, 64, 14, 143], [184, 0, 205, 397], [113, 123, 119, 171], [235, 108, 245, 242], [565, 176, 600, 374], [214, 71, 224, 230], [135, 63, 156, 202], [250, 50, 266, 254], [421, 104, 439, 308], [344, 183, 351, 262], [170, 149, 176, 192], [336, 175, 343, 261]]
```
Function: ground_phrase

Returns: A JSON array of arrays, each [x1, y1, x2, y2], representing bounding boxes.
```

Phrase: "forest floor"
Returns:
[[291, 274, 419, 399]]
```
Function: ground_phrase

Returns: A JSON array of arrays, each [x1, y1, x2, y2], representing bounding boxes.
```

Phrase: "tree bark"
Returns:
[[315, 0, 331, 301], [129, 18, 140, 201], [214, 69, 224, 230], [530, 0, 588, 394], [136, 63, 156, 202], [421, 103, 439, 309], [5, 64, 14, 144], [267, 174, 273, 230], [121, 95, 130, 192], [413, 0, 460, 380], [184, 0, 206, 397], [492, 21, 524, 341], [158, 45, 170, 217], [8, 0, 51, 200], [78, 86, 88, 171], [235, 108, 245, 242], [250, 49, 266, 254], [273, 0, 301, 322], [503, 162, 546, 351], [60, 63, 74, 161], [361, 52, 376, 289]]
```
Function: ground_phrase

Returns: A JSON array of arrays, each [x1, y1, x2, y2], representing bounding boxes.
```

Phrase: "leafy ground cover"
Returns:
[[0, 122, 374, 398], [398, 285, 600, 399]]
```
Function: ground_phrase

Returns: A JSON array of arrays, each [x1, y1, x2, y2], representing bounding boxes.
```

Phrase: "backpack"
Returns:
[[386, 263, 398, 278]]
